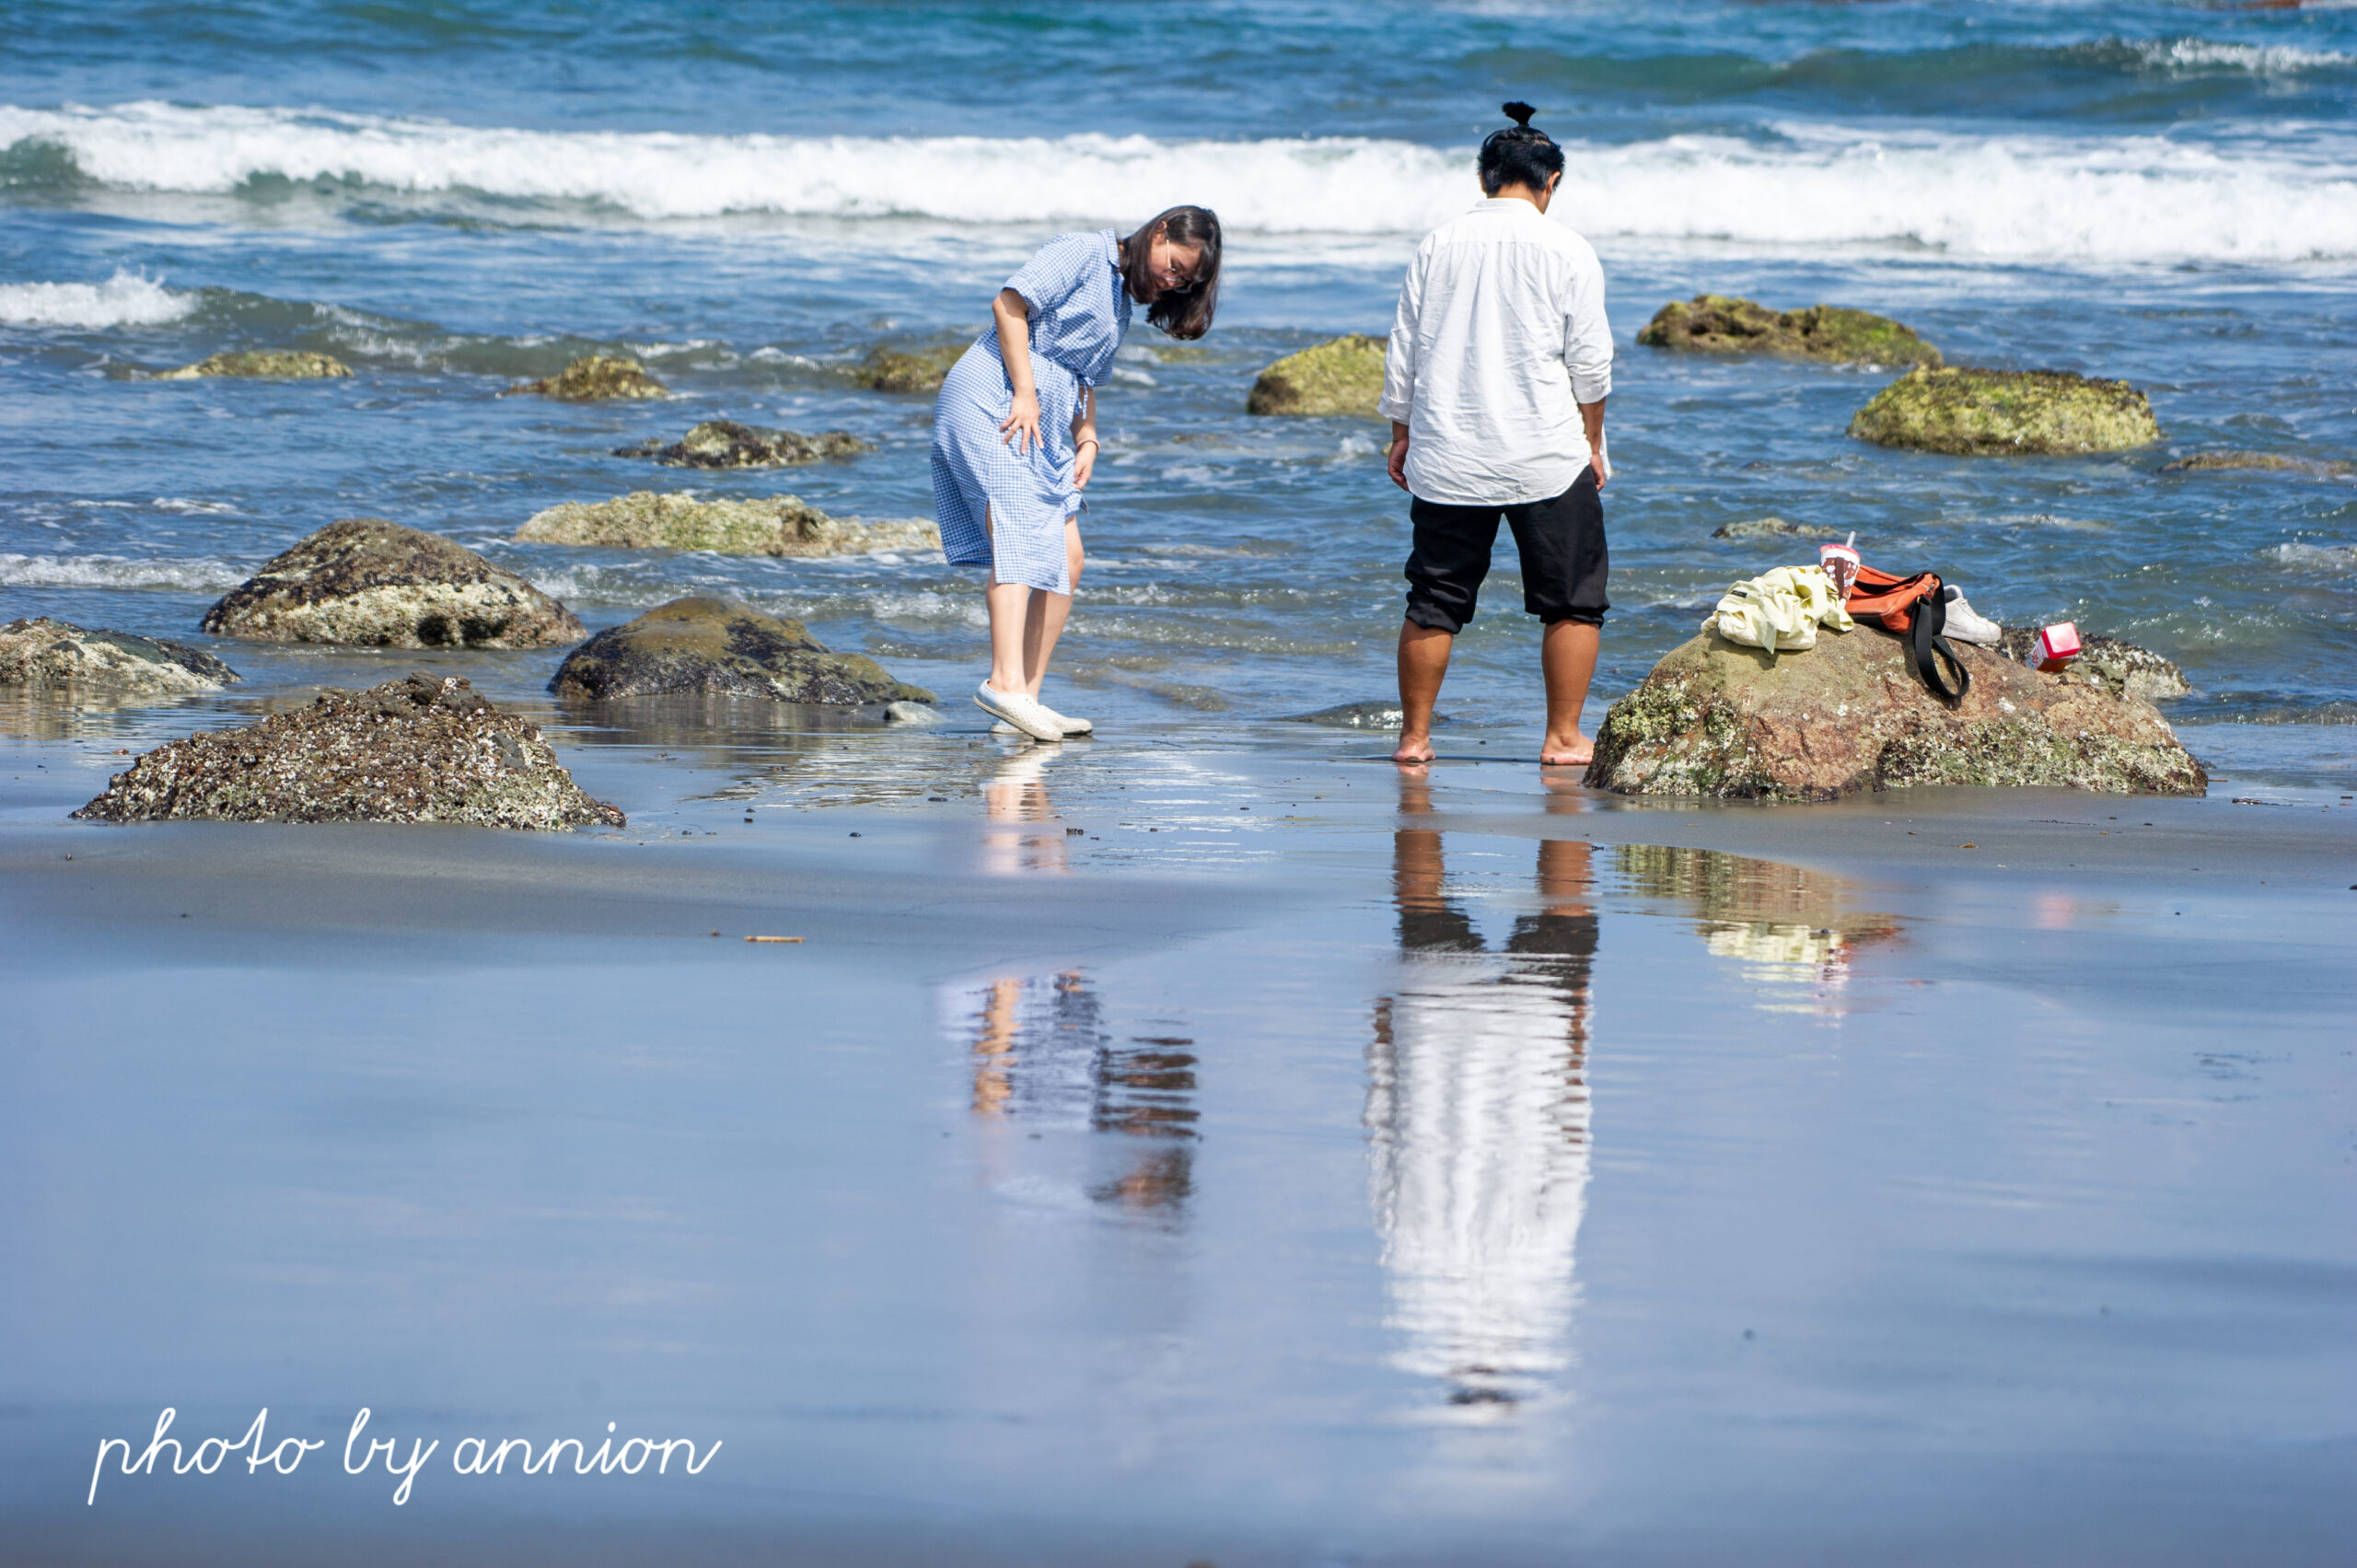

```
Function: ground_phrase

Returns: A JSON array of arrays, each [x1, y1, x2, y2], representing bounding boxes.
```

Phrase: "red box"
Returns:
[[2036, 621, 2081, 672]]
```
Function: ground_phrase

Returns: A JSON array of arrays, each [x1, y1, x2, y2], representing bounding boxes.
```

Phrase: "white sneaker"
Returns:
[[974, 682, 1064, 741], [993, 710, 1092, 736], [1941, 585, 2003, 645]]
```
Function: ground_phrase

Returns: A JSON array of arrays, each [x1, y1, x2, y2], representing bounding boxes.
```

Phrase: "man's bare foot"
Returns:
[[1393, 734, 1435, 765], [1538, 732, 1593, 768]]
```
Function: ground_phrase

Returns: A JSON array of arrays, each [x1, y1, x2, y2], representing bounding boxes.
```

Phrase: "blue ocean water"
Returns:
[[3, 0, 2354, 763]]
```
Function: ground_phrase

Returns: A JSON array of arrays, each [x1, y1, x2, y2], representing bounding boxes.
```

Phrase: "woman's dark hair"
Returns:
[[1119, 205, 1222, 340], [1479, 101, 1564, 196]]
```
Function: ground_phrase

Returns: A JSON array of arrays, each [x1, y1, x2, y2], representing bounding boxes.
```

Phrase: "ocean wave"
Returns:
[[0, 269, 193, 328], [2125, 39, 2354, 75], [2269, 541, 2357, 569], [4, 101, 2355, 261], [0, 552, 249, 590]]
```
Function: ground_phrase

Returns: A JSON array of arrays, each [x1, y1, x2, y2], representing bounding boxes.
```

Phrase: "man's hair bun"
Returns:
[[1502, 101, 1538, 129]]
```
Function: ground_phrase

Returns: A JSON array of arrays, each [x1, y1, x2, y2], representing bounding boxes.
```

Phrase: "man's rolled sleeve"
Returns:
[[1562, 255, 1613, 405], [1376, 251, 1424, 424]]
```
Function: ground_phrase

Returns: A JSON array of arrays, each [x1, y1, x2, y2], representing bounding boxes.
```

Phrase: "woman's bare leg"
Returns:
[[1018, 518, 1085, 698], [982, 507, 1034, 693]]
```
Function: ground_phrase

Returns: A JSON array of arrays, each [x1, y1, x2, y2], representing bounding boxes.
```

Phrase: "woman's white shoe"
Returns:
[[974, 682, 1065, 741], [991, 710, 1092, 736]]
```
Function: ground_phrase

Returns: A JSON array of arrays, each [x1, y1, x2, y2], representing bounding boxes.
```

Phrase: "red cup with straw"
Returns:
[[1819, 532, 1860, 601]]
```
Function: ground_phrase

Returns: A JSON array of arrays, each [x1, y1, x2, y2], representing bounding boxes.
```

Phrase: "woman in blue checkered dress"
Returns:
[[933, 206, 1222, 740]]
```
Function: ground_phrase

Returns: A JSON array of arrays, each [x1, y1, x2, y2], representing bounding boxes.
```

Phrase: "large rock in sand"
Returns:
[[1637, 296, 1941, 367], [502, 354, 668, 401], [1584, 625, 2205, 801], [73, 673, 624, 830], [203, 518, 584, 648], [550, 597, 935, 705], [1850, 366, 2160, 456], [516, 492, 939, 558], [613, 419, 873, 469], [1, 617, 240, 696], [1246, 334, 1387, 418], [154, 350, 353, 380]]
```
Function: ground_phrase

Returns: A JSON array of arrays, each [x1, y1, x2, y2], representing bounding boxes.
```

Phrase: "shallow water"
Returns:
[[2, 0, 2354, 781]]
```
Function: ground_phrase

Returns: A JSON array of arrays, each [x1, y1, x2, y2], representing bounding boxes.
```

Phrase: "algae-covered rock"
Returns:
[[1849, 366, 2160, 456], [0, 617, 241, 696], [502, 354, 668, 401], [154, 350, 352, 380], [1996, 628, 2190, 703], [1584, 624, 2204, 801], [613, 419, 874, 469], [1711, 517, 1842, 540], [849, 343, 966, 394], [1636, 296, 1941, 367], [516, 492, 940, 558], [550, 597, 935, 705], [73, 673, 623, 830], [2160, 449, 2355, 479], [1246, 334, 1387, 418], [203, 518, 584, 648]]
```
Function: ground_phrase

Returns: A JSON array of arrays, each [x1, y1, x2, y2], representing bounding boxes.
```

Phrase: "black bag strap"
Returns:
[[1910, 585, 1970, 703]]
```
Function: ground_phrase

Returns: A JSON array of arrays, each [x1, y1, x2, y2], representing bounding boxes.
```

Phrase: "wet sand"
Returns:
[[3, 720, 2353, 1566]]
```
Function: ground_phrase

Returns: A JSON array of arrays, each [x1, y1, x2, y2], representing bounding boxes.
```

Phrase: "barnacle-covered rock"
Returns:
[[73, 674, 623, 830], [516, 492, 938, 558], [613, 419, 873, 469], [0, 617, 240, 696], [203, 518, 583, 648], [154, 350, 352, 380], [502, 354, 668, 401], [550, 597, 935, 705]]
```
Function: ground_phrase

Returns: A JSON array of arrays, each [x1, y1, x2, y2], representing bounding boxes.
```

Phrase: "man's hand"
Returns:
[[1580, 397, 1608, 490], [1387, 422, 1411, 491]]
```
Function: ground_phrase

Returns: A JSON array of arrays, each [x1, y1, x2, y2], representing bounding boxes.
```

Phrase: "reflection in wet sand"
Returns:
[[1617, 844, 1899, 1010], [981, 748, 1071, 877], [1368, 783, 1593, 1415], [950, 970, 1199, 1221]]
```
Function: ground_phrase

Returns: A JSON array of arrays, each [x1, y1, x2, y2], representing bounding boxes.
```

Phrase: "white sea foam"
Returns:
[[2129, 38, 2355, 74], [4, 101, 2355, 261], [0, 269, 193, 328], [2270, 541, 2357, 569], [0, 552, 247, 590]]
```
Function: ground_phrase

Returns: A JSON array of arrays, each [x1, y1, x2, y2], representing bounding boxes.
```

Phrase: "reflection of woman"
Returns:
[[932, 207, 1222, 741]]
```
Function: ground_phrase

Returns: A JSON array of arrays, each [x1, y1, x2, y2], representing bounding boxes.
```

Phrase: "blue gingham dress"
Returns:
[[931, 231, 1131, 595]]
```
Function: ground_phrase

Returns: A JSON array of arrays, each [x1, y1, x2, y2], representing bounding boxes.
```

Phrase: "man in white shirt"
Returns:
[[1379, 103, 1613, 768]]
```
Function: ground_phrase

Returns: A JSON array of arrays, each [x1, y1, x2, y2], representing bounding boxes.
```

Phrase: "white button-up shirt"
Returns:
[[1378, 198, 1614, 507]]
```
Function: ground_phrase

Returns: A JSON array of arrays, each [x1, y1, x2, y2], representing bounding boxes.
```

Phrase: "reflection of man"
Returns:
[[1380, 101, 1613, 770], [1367, 785, 1596, 1411]]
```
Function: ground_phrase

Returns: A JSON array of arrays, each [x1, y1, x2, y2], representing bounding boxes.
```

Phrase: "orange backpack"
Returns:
[[1845, 566, 1970, 701]]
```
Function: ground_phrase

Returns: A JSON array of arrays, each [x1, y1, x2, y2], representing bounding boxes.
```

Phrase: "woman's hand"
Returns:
[[999, 389, 1042, 455], [1073, 435, 1098, 489]]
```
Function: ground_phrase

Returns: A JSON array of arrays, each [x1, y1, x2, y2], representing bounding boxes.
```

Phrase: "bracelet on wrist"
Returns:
[[1076, 437, 1099, 449]]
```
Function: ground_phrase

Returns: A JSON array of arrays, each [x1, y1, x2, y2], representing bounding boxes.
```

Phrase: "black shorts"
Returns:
[[1403, 470, 1608, 634]]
